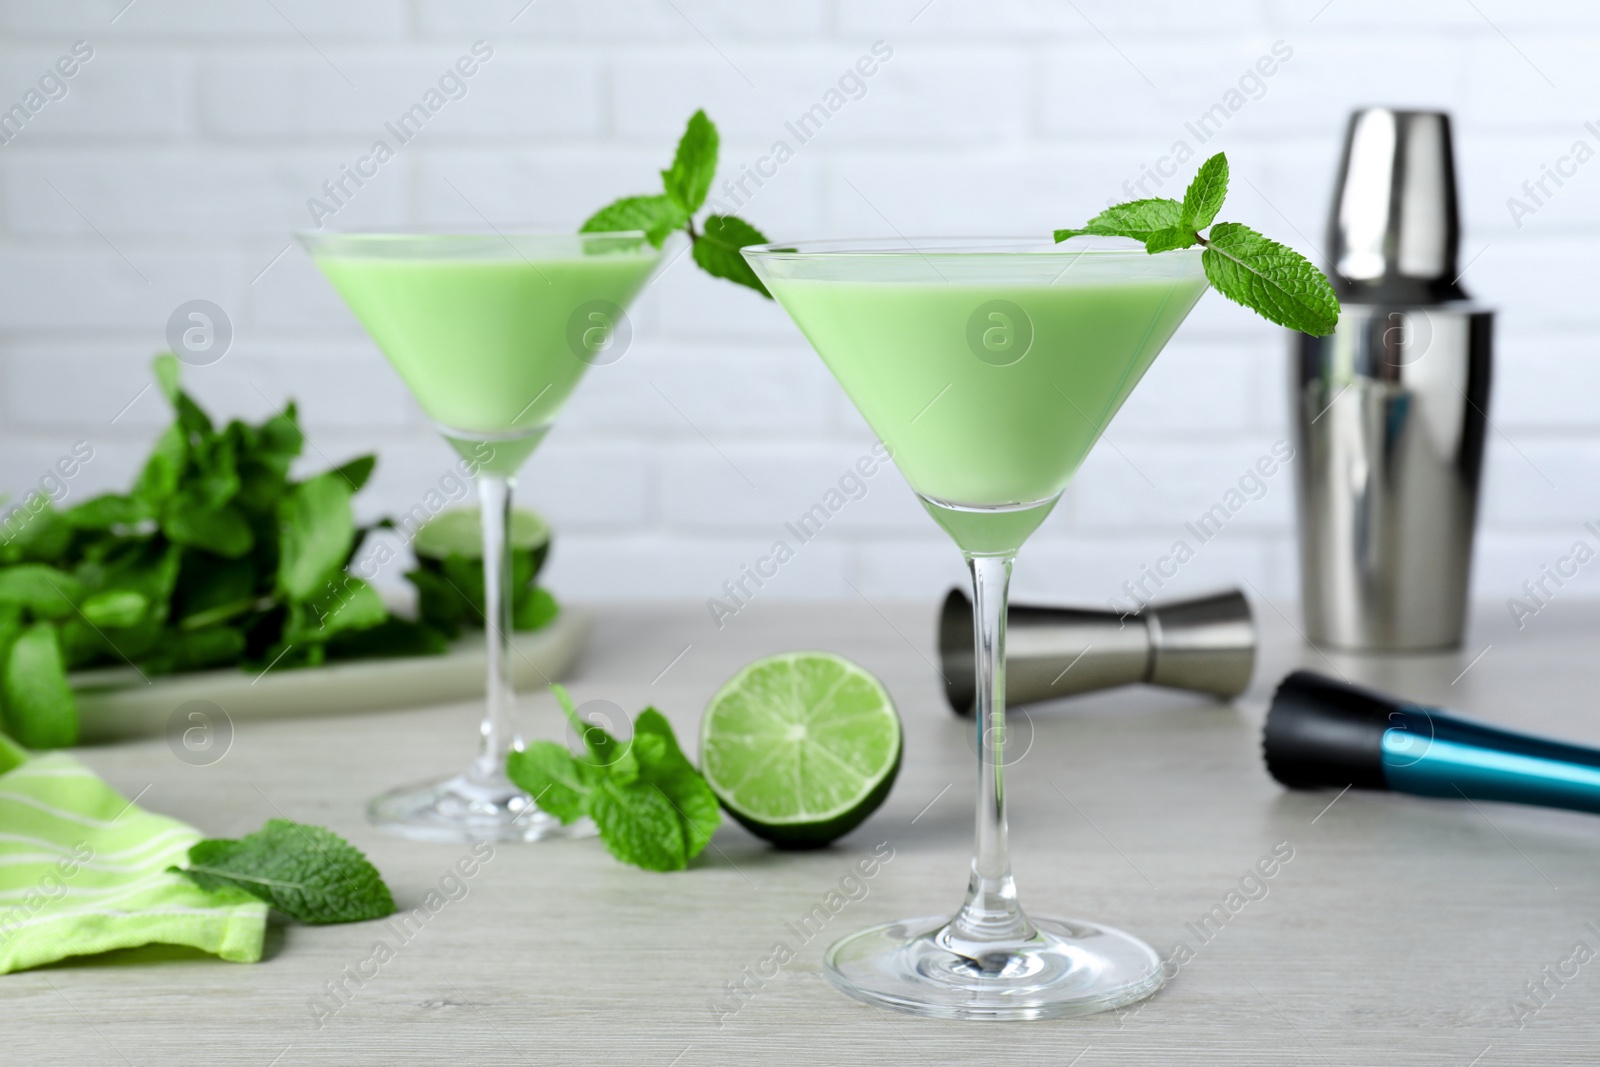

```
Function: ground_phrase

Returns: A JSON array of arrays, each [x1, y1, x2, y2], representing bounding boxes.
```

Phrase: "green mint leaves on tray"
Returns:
[[0, 355, 459, 749], [175, 819, 396, 925], [1054, 152, 1340, 337], [506, 685, 721, 872], [581, 110, 772, 298]]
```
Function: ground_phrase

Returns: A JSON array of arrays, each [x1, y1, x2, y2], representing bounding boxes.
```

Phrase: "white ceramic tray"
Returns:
[[68, 608, 591, 744]]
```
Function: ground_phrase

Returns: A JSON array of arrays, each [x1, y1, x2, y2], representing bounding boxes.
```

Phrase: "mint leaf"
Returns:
[[65, 493, 151, 530], [0, 506, 71, 566], [631, 710, 684, 770], [655, 778, 719, 860], [252, 406, 304, 480], [297, 576, 386, 641], [506, 741, 595, 824], [693, 215, 771, 297], [173, 394, 214, 441], [2, 621, 77, 748], [329, 454, 376, 493], [153, 353, 181, 405], [276, 471, 355, 601], [1054, 198, 1183, 243], [0, 564, 82, 619], [1181, 152, 1228, 231], [551, 682, 624, 767], [661, 109, 718, 215], [589, 777, 687, 872], [611, 733, 657, 786], [634, 709, 720, 859], [1202, 222, 1340, 337], [133, 424, 187, 506], [0, 606, 23, 687], [178, 819, 395, 925], [235, 413, 300, 514], [79, 589, 148, 628], [1143, 226, 1199, 254], [161, 496, 254, 559], [191, 443, 240, 511], [581, 194, 687, 249]]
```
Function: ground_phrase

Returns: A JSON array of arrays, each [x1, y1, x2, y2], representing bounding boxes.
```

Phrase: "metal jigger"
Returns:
[[937, 588, 1256, 715], [1294, 108, 1493, 651]]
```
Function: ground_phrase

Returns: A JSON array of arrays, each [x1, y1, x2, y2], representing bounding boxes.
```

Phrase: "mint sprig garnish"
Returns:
[[581, 110, 772, 298], [1054, 152, 1339, 337], [175, 819, 396, 924], [506, 685, 720, 872]]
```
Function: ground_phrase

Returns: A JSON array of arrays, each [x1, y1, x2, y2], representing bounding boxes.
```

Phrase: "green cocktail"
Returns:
[[764, 247, 1205, 555], [316, 245, 657, 467], [300, 230, 665, 842], [744, 236, 1207, 1020]]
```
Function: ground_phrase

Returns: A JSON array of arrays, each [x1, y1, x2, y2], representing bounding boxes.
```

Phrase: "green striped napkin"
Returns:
[[0, 734, 266, 974]]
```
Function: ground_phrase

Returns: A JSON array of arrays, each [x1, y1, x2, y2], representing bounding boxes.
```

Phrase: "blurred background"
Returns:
[[0, 0, 1592, 610]]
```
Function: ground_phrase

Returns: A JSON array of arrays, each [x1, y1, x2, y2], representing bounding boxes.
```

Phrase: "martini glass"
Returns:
[[300, 228, 667, 842], [743, 236, 1207, 1019]]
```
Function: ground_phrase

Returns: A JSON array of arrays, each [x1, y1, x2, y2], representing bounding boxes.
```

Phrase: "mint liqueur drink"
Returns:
[[315, 247, 658, 438], [301, 230, 665, 843], [745, 237, 1207, 1020], [761, 242, 1205, 555]]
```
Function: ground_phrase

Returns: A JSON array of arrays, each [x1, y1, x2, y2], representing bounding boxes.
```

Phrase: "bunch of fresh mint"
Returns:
[[581, 110, 772, 298], [1055, 152, 1339, 336], [0, 355, 448, 749], [506, 685, 720, 872], [175, 818, 395, 924]]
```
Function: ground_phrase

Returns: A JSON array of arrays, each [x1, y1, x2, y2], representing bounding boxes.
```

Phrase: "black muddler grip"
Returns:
[[1265, 670, 1600, 817]]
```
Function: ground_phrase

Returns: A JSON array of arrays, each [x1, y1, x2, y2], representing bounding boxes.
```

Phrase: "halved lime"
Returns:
[[405, 506, 559, 635], [411, 507, 550, 562], [699, 651, 902, 849]]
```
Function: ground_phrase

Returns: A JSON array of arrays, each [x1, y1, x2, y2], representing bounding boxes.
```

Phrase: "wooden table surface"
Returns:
[[12, 595, 1600, 1066]]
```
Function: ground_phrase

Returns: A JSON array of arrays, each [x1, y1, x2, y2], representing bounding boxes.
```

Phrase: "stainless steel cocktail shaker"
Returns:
[[1293, 109, 1494, 652]]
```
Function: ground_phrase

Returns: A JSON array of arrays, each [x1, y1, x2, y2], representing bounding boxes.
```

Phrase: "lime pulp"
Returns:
[[699, 651, 902, 849]]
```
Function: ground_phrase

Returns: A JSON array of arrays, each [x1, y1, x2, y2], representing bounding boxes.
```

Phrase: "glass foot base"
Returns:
[[824, 914, 1163, 1020], [368, 769, 596, 844]]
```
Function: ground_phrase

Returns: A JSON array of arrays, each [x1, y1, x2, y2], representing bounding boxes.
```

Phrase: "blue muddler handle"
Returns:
[[1264, 670, 1600, 817]]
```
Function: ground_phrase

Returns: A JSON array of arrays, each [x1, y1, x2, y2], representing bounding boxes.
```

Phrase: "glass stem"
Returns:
[[472, 471, 519, 783], [949, 553, 1034, 949]]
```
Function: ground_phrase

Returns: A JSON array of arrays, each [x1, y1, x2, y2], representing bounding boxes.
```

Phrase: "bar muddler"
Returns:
[[1266, 671, 1600, 818]]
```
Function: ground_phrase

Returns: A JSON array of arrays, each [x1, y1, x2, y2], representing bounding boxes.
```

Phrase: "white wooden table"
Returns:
[[13, 597, 1600, 1066]]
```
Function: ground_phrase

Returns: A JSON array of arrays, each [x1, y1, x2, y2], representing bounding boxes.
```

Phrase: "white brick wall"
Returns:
[[1, 0, 1596, 619]]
